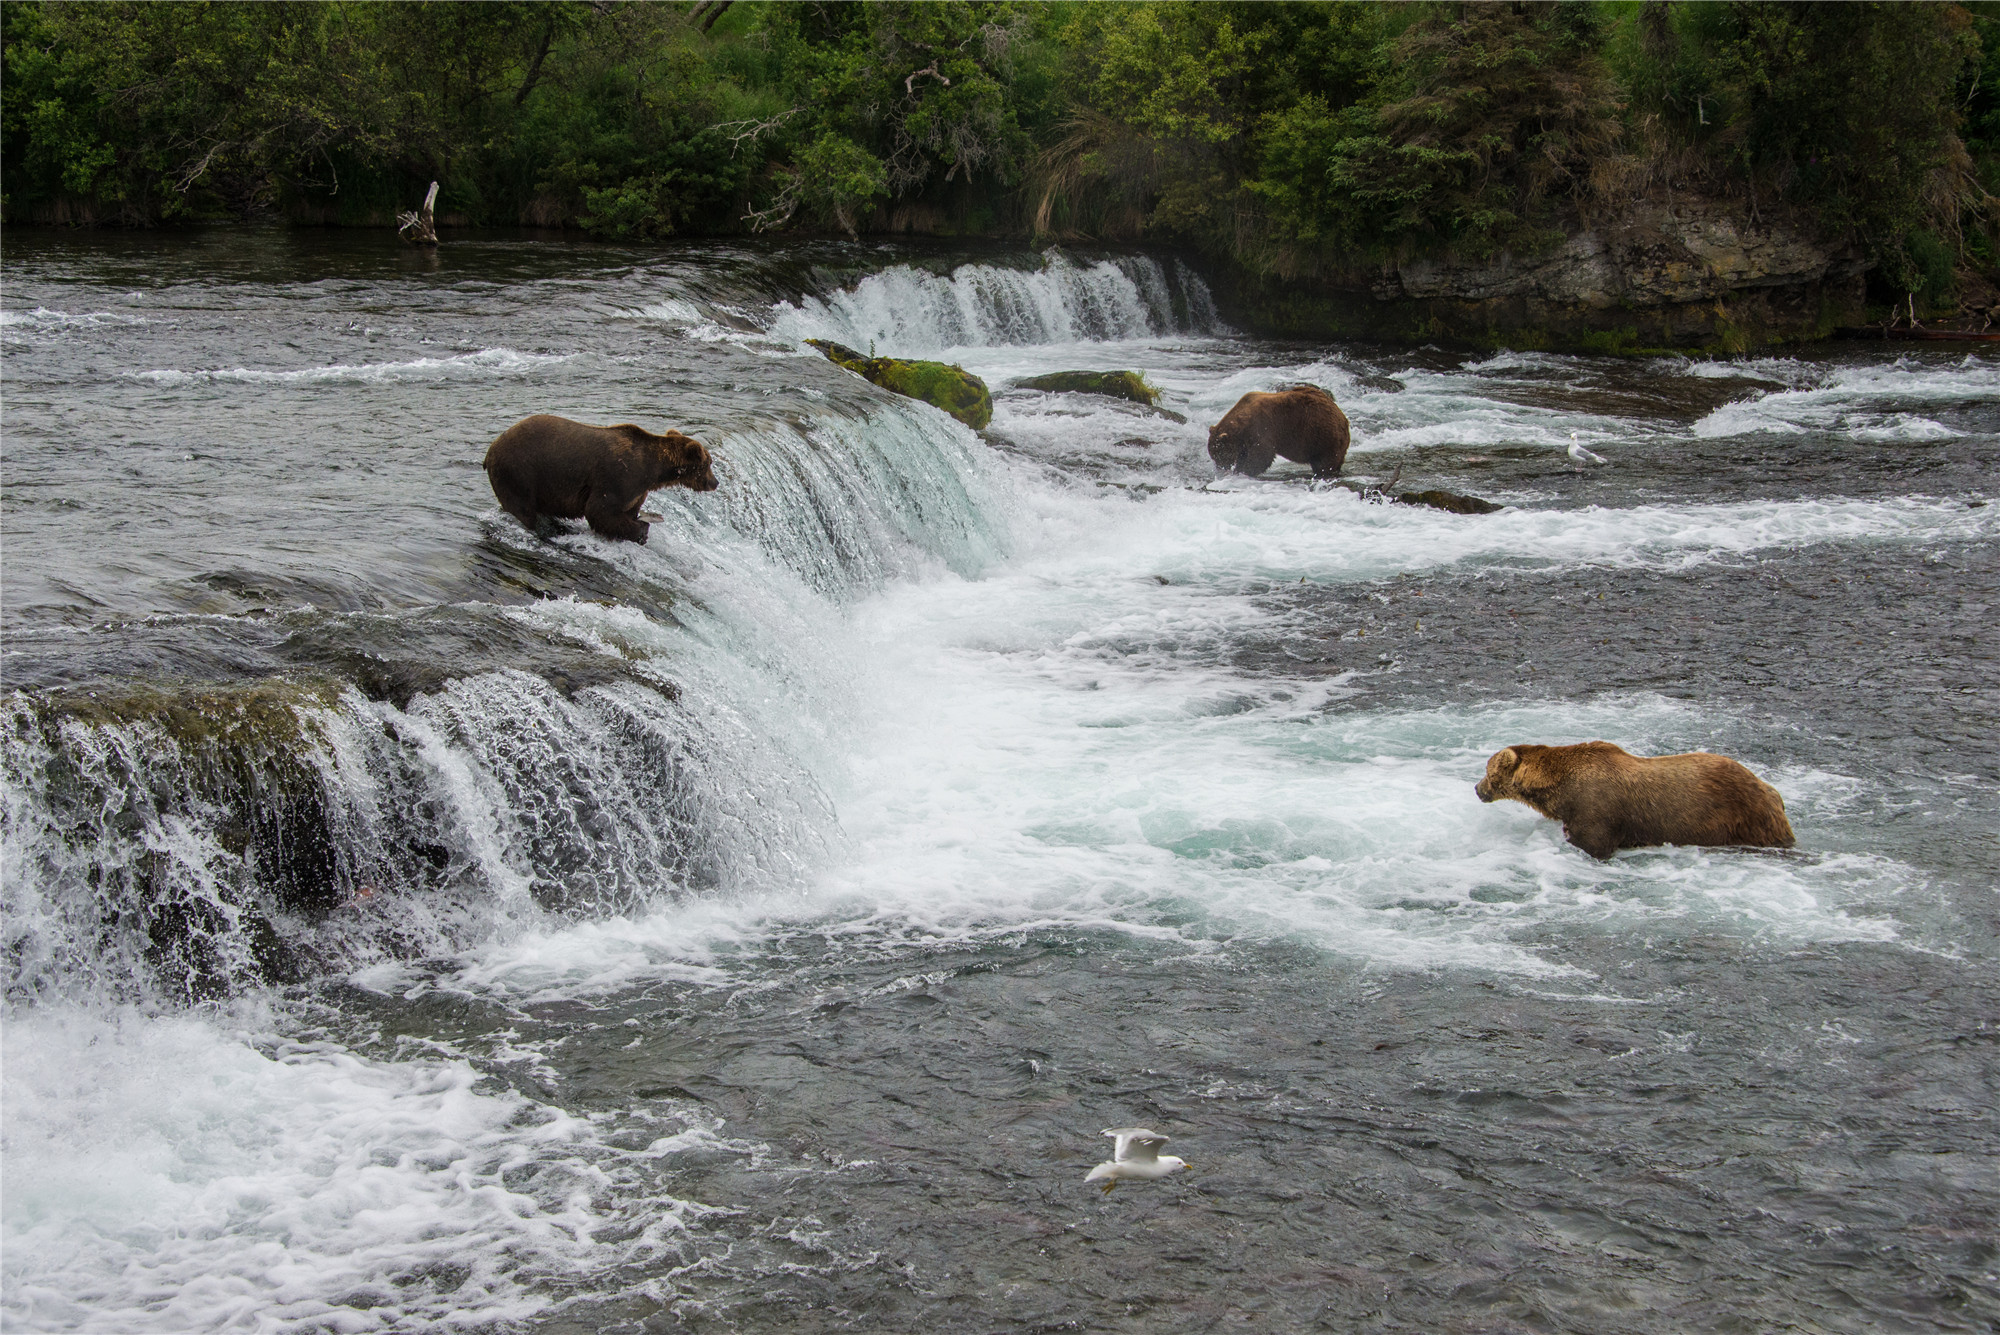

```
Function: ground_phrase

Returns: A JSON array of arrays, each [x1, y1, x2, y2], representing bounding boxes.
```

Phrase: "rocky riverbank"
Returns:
[[1211, 196, 1877, 354]]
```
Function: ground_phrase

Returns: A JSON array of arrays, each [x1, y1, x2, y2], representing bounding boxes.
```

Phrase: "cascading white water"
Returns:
[[9, 234, 1997, 1335], [768, 251, 1221, 353], [650, 397, 1006, 594], [0, 389, 1004, 1008]]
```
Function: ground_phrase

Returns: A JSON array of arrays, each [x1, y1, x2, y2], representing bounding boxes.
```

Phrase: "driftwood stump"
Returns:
[[397, 181, 439, 246]]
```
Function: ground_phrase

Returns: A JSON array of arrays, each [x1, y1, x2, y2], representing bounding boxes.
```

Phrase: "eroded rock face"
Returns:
[[1217, 195, 1868, 351], [1387, 200, 1856, 310], [807, 339, 993, 429]]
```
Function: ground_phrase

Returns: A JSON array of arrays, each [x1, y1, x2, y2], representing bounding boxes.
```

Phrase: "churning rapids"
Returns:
[[3, 230, 1997, 1334]]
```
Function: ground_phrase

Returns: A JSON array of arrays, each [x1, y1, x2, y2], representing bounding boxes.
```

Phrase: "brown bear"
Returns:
[[1475, 741, 1795, 861], [483, 414, 717, 543], [1207, 385, 1352, 478]]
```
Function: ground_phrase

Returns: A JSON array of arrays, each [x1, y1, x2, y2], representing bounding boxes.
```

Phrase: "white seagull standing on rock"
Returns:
[[1568, 432, 1608, 465], [1084, 1128, 1188, 1193]]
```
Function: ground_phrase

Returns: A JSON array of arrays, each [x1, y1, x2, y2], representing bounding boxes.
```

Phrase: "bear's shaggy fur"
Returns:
[[483, 414, 717, 543], [1207, 386, 1352, 478], [1475, 741, 1795, 860]]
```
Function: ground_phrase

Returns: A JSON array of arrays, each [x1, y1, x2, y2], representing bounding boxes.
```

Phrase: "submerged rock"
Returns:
[[806, 339, 993, 429], [1015, 370, 1159, 406], [1393, 488, 1504, 515], [1336, 477, 1504, 514]]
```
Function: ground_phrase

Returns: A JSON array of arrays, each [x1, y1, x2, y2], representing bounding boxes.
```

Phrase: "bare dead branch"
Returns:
[[714, 107, 801, 155], [904, 63, 949, 97]]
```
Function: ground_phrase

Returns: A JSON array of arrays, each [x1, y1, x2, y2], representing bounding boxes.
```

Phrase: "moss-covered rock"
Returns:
[[806, 339, 993, 429], [1014, 370, 1159, 406]]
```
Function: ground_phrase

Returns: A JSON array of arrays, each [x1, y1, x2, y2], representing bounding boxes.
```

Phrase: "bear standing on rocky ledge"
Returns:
[[484, 414, 717, 543], [1475, 741, 1795, 860]]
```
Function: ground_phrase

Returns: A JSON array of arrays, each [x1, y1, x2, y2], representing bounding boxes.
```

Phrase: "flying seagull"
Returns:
[[1568, 432, 1608, 465], [1084, 1128, 1188, 1193]]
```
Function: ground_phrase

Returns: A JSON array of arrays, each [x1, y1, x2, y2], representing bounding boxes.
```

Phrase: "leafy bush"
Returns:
[[3, 0, 1993, 303], [791, 133, 890, 235]]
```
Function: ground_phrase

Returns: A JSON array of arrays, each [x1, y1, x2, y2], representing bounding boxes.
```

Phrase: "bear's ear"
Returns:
[[657, 429, 702, 459], [1493, 747, 1518, 771]]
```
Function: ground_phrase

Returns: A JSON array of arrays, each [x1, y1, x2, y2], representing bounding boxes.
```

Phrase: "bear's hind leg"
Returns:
[[487, 470, 544, 534]]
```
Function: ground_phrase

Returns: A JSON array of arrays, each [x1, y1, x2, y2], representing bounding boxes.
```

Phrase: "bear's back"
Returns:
[[1527, 743, 1794, 852]]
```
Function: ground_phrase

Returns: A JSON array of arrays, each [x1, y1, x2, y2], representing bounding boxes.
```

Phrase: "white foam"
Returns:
[[1694, 355, 2000, 437], [1672, 356, 1827, 387], [0, 307, 145, 330], [130, 347, 576, 387], [431, 671, 1907, 1003], [1, 1005, 725, 1333], [768, 252, 1214, 354], [424, 479, 1964, 1003], [993, 484, 1996, 594]]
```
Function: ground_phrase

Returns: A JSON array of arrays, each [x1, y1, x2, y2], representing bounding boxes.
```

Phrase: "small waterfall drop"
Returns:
[[768, 251, 1223, 352], [0, 663, 835, 1006], [0, 390, 1005, 1010]]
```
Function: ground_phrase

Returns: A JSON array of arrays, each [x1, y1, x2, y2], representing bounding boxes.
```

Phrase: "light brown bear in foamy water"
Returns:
[[1475, 741, 1795, 861], [484, 414, 717, 544], [1206, 385, 1351, 478]]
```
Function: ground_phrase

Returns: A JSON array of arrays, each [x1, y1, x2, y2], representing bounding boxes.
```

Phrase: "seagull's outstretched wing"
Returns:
[[1103, 1127, 1167, 1163]]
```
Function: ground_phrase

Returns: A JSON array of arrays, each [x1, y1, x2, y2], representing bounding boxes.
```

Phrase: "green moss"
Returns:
[[36, 678, 341, 747], [1576, 326, 1642, 356], [806, 339, 993, 429], [23, 677, 354, 928], [1708, 317, 1750, 356], [1015, 370, 1159, 405], [805, 339, 868, 369]]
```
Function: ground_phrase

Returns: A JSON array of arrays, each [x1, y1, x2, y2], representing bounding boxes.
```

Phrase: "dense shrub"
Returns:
[[2, 0, 1992, 298]]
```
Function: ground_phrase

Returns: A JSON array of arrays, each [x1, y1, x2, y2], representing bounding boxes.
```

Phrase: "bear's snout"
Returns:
[[1475, 778, 1496, 802]]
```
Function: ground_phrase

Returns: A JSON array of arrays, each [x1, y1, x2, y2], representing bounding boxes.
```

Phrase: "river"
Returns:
[[3, 229, 1996, 1333]]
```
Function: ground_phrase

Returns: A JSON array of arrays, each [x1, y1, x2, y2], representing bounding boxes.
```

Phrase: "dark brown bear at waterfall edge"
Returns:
[[1207, 386, 1352, 478], [1475, 741, 1795, 861], [483, 414, 717, 543]]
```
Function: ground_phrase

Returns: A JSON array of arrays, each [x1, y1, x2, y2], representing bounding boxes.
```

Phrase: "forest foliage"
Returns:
[[4, 0, 1997, 296]]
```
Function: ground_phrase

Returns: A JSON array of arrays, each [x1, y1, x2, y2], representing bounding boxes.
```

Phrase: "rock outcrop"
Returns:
[[807, 339, 993, 429], [1015, 370, 1159, 405], [1216, 195, 1868, 352], [1393, 488, 1503, 515]]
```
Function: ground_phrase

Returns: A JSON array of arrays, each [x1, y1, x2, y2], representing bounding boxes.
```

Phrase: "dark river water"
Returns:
[[3, 229, 1997, 1334]]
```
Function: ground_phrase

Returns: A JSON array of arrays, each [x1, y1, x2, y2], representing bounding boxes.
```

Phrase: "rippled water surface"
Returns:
[[3, 229, 1997, 1333]]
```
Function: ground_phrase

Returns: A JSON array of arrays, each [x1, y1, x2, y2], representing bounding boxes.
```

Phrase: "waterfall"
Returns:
[[0, 662, 835, 1006], [0, 393, 1005, 1009], [768, 251, 1223, 352]]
